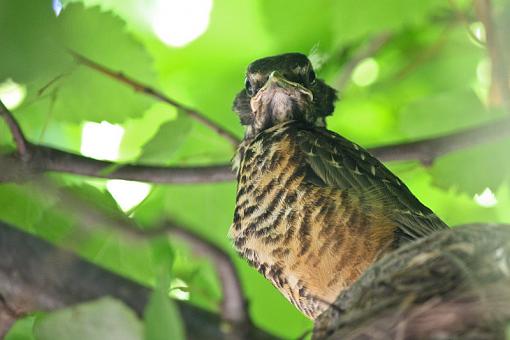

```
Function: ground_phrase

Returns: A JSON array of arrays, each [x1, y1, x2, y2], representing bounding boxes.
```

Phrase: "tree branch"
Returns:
[[8, 177, 250, 333], [369, 115, 510, 165], [0, 100, 28, 160], [0, 222, 275, 340], [69, 51, 241, 148], [2, 97, 510, 183], [0, 144, 233, 184]]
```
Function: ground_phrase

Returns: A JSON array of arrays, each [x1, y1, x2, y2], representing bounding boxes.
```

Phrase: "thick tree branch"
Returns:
[[0, 222, 275, 340], [69, 51, 241, 148], [3, 115, 510, 183], [2, 97, 510, 183], [0, 144, 233, 184], [369, 115, 510, 165], [10, 177, 250, 335]]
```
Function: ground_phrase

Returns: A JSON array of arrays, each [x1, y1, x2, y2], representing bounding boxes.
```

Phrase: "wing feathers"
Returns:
[[294, 125, 448, 240]]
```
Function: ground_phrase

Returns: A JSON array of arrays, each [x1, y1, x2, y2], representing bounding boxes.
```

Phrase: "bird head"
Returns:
[[233, 53, 337, 139]]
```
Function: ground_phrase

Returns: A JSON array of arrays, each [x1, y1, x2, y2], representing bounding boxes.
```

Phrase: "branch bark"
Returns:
[[0, 178, 250, 330], [0, 144, 233, 184], [2, 114, 510, 183], [0, 222, 275, 340], [368, 114, 510, 165], [2, 87, 510, 184]]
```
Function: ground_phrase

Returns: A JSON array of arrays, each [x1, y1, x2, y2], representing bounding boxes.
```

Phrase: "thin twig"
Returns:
[[0, 99, 29, 160], [38, 90, 58, 143], [37, 70, 73, 96], [335, 32, 392, 91], [68, 51, 241, 148]]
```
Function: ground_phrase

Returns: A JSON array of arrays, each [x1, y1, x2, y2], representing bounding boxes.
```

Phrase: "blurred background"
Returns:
[[0, 0, 509, 338]]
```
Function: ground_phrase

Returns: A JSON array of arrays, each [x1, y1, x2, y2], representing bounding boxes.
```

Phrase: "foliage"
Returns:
[[0, 0, 509, 338], [34, 297, 143, 340]]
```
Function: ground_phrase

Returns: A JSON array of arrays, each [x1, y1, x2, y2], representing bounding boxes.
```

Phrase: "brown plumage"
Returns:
[[229, 53, 448, 319]]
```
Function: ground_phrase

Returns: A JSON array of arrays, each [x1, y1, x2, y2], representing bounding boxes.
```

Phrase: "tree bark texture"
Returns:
[[0, 222, 277, 340]]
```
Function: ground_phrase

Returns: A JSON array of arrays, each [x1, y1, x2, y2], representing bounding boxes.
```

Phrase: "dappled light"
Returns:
[[0, 0, 509, 339], [0, 80, 26, 110], [151, 0, 213, 47]]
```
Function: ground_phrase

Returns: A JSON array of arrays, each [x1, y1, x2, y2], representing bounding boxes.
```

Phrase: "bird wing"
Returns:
[[294, 124, 448, 241]]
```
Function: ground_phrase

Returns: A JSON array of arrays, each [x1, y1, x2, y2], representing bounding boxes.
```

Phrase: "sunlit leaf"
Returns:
[[144, 275, 186, 340], [2, 1, 155, 124], [5, 314, 39, 340], [399, 89, 500, 139], [430, 138, 510, 195], [138, 113, 193, 165]]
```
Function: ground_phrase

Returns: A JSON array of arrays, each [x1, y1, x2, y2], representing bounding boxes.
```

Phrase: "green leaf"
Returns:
[[399, 89, 501, 139], [0, 184, 53, 231], [430, 138, 510, 195], [5, 314, 39, 340], [150, 237, 175, 277], [332, 0, 444, 45], [144, 276, 185, 340], [258, 0, 334, 52], [33, 297, 143, 340], [63, 183, 127, 218], [382, 27, 484, 99], [3, 1, 155, 124], [138, 113, 193, 165], [52, 3, 155, 123], [118, 103, 176, 161], [0, 0, 69, 83]]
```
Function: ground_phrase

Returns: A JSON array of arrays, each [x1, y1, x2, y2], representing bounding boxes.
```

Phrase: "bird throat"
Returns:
[[250, 87, 313, 136]]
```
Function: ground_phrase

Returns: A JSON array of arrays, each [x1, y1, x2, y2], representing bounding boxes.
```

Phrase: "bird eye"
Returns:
[[308, 69, 316, 84], [244, 77, 255, 96]]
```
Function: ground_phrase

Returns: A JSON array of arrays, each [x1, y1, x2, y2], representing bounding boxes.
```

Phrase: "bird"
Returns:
[[229, 53, 449, 320]]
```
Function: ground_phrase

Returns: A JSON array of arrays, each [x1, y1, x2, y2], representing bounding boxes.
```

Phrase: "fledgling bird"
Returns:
[[229, 53, 448, 320]]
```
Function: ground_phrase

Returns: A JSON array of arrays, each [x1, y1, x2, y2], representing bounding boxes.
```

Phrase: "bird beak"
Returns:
[[265, 71, 314, 101]]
